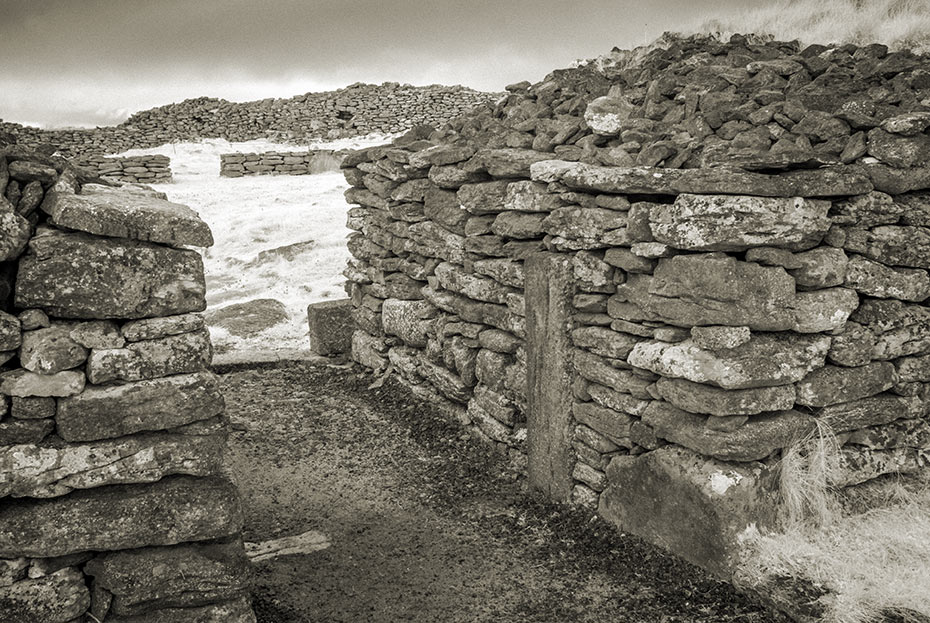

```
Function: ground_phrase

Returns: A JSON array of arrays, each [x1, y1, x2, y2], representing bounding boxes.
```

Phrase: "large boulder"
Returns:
[[15, 228, 206, 319]]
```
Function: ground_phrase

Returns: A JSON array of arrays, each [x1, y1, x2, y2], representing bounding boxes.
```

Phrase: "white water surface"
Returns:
[[115, 135, 393, 357]]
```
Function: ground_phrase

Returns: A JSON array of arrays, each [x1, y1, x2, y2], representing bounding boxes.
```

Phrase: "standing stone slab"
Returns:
[[56, 370, 224, 442], [85, 328, 212, 384], [15, 228, 206, 319], [41, 188, 214, 248], [526, 253, 575, 502], [0, 476, 242, 558]]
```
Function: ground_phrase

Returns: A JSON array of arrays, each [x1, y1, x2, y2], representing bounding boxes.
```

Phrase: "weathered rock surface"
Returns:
[[56, 371, 224, 442], [649, 194, 831, 251], [795, 362, 897, 407], [102, 596, 256, 623], [19, 326, 88, 374], [0, 310, 22, 351], [0, 210, 31, 262], [0, 476, 242, 557], [655, 377, 796, 416], [628, 333, 831, 390], [0, 369, 85, 397], [851, 299, 930, 359], [85, 328, 212, 384], [572, 401, 634, 447], [381, 299, 438, 347], [16, 228, 206, 319], [0, 432, 226, 498], [41, 188, 214, 248], [819, 394, 922, 431], [0, 567, 89, 623], [845, 254, 930, 301], [121, 313, 205, 342]]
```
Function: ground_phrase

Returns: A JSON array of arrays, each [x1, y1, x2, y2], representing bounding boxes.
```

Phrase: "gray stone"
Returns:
[[351, 331, 388, 372], [0, 567, 89, 623], [655, 377, 796, 416], [17, 309, 49, 331], [55, 370, 223, 442], [381, 299, 438, 348], [41, 187, 214, 247], [457, 181, 510, 215], [689, 326, 751, 351], [852, 225, 930, 269], [102, 596, 256, 623], [19, 327, 88, 374], [829, 191, 902, 227], [0, 476, 242, 558], [471, 259, 524, 288], [851, 299, 930, 359], [604, 247, 656, 273], [0, 369, 85, 398], [10, 396, 55, 419], [895, 354, 930, 383], [867, 128, 930, 168], [307, 300, 353, 356], [789, 247, 848, 288], [845, 255, 930, 301], [491, 211, 547, 239], [85, 541, 250, 617], [419, 360, 470, 404], [628, 333, 831, 390], [504, 181, 562, 212], [121, 313, 205, 342], [0, 210, 31, 262], [572, 401, 634, 447], [584, 95, 636, 136], [796, 362, 897, 407], [543, 205, 627, 247], [464, 148, 552, 178], [0, 311, 21, 351], [7, 161, 56, 184], [880, 112, 930, 136], [650, 194, 830, 252], [68, 320, 124, 349], [819, 394, 922, 432], [434, 262, 516, 305], [85, 328, 212, 384], [586, 381, 651, 416], [599, 446, 777, 579], [0, 431, 226, 498], [0, 419, 55, 445], [16, 228, 206, 319], [571, 327, 641, 360], [642, 400, 813, 462], [572, 349, 652, 398], [828, 322, 876, 367]]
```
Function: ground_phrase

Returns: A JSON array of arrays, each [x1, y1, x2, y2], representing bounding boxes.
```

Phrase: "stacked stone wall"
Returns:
[[342, 33, 930, 582], [220, 150, 346, 177], [1, 83, 501, 158], [75, 154, 172, 184], [0, 147, 255, 621]]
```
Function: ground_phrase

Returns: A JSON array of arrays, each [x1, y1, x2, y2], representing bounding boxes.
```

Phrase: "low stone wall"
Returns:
[[341, 32, 930, 591], [1, 82, 501, 158], [75, 154, 172, 183], [0, 147, 255, 621], [220, 150, 345, 177]]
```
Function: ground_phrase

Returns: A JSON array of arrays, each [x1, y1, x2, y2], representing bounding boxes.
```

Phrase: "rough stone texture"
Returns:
[[0, 310, 22, 351], [649, 194, 831, 252], [0, 210, 31, 262], [795, 362, 897, 407], [121, 313, 205, 342], [41, 187, 214, 248], [628, 334, 831, 390], [655, 377, 796, 417], [0, 476, 243, 558], [0, 567, 89, 623], [85, 328, 212, 384], [103, 597, 256, 623], [19, 326, 88, 374], [0, 369, 85, 398], [382, 299, 438, 348], [16, 228, 206, 319], [56, 371, 224, 442], [0, 432, 227, 498], [307, 299, 354, 356], [599, 446, 777, 578], [845, 255, 930, 302]]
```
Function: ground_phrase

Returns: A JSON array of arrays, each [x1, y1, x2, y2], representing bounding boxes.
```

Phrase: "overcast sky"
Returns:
[[0, 0, 753, 128]]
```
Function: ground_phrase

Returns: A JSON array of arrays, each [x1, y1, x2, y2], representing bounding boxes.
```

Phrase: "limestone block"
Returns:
[[819, 394, 922, 432], [470, 258, 524, 288], [0, 210, 31, 262], [0, 567, 89, 623], [796, 361, 897, 408], [56, 370, 223, 442], [41, 187, 214, 247], [491, 211, 547, 239], [584, 95, 636, 136], [85, 328, 211, 384], [307, 299, 354, 356], [829, 191, 902, 227], [629, 333, 830, 390], [19, 326, 88, 374], [68, 320, 124, 349], [10, 396, 55, 419], [571, 326, 642, 360], [457, 181, 510, 215], [867, 128, 930, 168], [572, 401, 634, 447], [586, 382, 651, 416], [0, 476, 243, 558], [0, 419, 55, 445], [851, 299, 930, 359], [0, 369, 85, 398], [851, 225, 930, 270], [381, 299, 438, 348], [85, 541, 250, 617], [434, 262, 517, 305], [650, 194, 830, 252], [788, 247, 848, 288], [463, 148, 552, 178], [655, 377, 796, 417], [0, 431, 226, 498], [16, 228, 206, 319], [845, 255, 930, 301], [121, 313, 205, 342], [503, 181, 562, 212], [690, 326, 750, 350], [572, 349, 652, 399], [542, 206, 627, 244], [0, 310, 21, 351], [599, 446, 777, 578]]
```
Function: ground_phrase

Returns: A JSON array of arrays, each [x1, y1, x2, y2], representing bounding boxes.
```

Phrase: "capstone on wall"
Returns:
[[0, 143, 255, 622], [341, 33, 930, 585]]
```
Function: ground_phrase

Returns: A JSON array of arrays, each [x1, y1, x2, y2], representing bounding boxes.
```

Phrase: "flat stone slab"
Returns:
[[41, 187, 214, 247], [15, 228, 206, 319], [0, 431, 226, 498], [85, 327, 212, 384], [56, 370, 224, 442], [0, 476, 242, 558]]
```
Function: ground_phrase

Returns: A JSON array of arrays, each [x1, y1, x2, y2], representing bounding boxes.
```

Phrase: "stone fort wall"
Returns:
[[341, 33, 930, 589], [0, 146, 255, 621]]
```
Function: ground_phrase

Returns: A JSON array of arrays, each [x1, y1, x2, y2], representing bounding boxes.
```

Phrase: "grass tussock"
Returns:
[[738, 421, 930, 623], [696, 0, 930, 54]]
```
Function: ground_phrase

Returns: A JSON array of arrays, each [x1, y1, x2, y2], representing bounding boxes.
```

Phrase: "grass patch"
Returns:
[[738, 422, 930, 623], [695, 0, 930, 54]]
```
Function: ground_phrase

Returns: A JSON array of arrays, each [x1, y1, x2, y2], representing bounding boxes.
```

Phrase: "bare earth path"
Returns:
[[218, 360, 783, 623]]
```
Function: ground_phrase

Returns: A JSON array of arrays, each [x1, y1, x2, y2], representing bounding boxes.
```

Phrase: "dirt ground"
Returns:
[[219, 360, 785, 623]]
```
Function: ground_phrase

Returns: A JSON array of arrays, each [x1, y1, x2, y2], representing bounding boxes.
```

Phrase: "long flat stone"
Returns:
[[41, 188, 214, 248], [0, 431, 227, 498], [15, 228, 206, 319], [531, 161, 873, 197], [0, 476, 242, 558], [85, 328, 212, 384], [56, 370, 224, 442]]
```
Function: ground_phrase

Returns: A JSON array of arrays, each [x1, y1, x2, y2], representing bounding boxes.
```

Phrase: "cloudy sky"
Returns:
[[1, 0, 753, 128]]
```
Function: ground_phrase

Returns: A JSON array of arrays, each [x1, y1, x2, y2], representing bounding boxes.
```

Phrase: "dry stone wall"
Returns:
[[342, 33, 930, 582], [1, 83, 501, 158], [0, 146, 255, 622], [220, 150, 346, 177], [75, 154, 172, 184]]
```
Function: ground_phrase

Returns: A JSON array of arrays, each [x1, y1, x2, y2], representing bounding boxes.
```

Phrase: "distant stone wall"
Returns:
[[341, 33, 930, 592], [1, 82, 502, 158], [0, 147, 255, 622], [75, 154, 173, 183], [220, 150, 346, 177]]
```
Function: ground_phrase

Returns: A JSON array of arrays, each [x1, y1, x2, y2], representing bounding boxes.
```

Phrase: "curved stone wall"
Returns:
[[341, 33, 930, 588]]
